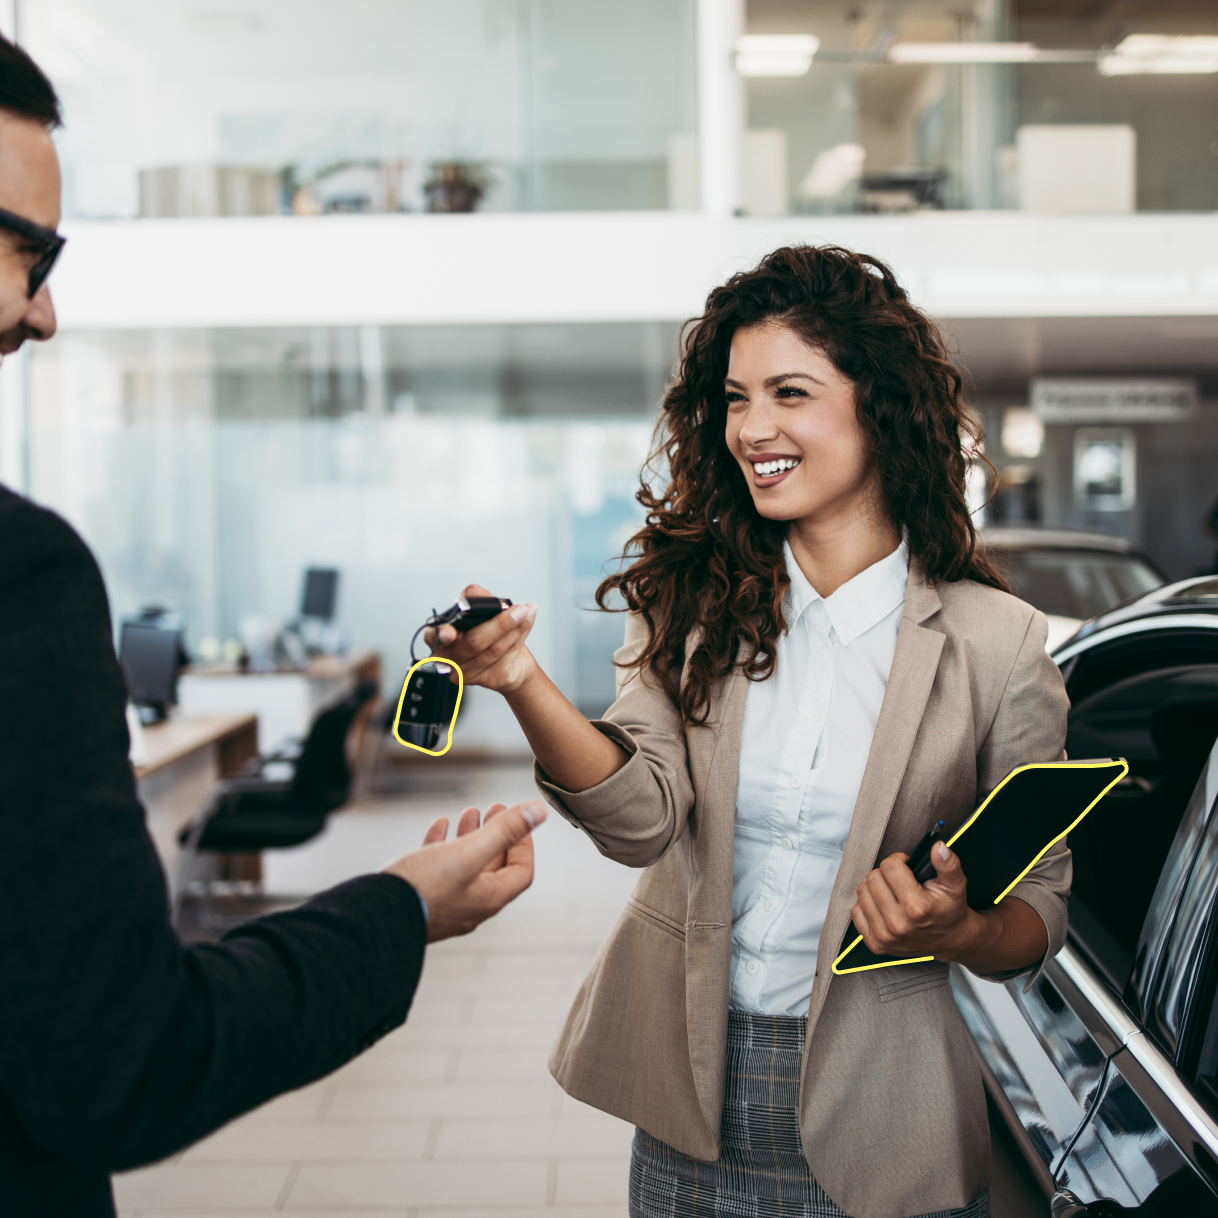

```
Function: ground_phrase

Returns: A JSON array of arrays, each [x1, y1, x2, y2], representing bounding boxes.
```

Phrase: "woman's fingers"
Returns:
[[432, 614, 533, 673]]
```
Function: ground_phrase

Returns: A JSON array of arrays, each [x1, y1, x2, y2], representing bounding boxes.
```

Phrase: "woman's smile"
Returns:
[[747, 452, 803, 487]]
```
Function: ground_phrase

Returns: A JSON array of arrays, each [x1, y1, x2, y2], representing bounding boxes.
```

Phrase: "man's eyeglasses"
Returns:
[[0, 206, 66, 299]]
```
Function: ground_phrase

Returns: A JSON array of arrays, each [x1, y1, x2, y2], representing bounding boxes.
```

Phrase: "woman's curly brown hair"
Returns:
[[596, 243, 1006, 725]]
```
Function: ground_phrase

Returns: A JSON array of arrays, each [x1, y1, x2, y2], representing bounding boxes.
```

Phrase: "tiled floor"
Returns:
[[113, 760, 1045, 1218], [115, 762, 638, 1217]]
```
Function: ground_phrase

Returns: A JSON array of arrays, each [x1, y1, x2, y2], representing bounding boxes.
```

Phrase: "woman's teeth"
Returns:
[[754, 458, 801, 477]]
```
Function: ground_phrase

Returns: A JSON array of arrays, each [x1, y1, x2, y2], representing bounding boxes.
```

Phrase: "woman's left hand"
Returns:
[[851, 842, 981, 961]]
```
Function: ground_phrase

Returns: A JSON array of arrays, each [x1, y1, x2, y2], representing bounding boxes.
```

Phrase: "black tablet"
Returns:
[[832, 758, 1129, 975]]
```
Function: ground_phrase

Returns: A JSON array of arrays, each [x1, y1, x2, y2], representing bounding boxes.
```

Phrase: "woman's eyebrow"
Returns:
[[763, 372, 825, 388]]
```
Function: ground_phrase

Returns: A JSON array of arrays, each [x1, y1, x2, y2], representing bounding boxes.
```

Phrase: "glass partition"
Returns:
[[744, 0, 1218, 214], [25, 322, 675, 725], [23, 0, 697, 218]]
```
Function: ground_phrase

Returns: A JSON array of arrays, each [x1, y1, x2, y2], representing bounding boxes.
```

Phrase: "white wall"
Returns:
[[51, 211, 1218, 333]]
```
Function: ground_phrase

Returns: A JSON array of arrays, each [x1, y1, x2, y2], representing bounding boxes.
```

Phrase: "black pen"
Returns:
[[907, 819, 947, 884]]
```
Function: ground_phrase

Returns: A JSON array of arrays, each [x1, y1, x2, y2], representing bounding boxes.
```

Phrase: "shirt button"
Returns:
[[765, 899, 776, 912], [781, 836, 794, 851], [810, 710, 822, 723], [815, 651, 827, 663], [747, 960, 759, 975], [789, 774, 801, 788]]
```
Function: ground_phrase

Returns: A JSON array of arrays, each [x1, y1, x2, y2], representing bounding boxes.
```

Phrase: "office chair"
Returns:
[[172, 678, 379, 927]]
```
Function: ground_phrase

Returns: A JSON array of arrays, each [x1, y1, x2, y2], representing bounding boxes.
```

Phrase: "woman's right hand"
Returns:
[[426, 583, 540, 695], [428, 585, 628, 794]]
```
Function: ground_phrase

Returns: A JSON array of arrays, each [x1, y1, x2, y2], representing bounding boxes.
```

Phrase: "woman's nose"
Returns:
[[738, 409, 779, 445]]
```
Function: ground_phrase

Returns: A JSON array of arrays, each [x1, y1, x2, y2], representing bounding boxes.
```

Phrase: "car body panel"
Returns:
[[951, 577, 1218, 1214], [951, 967, 1076, 1172], [1054, 1050, 1197, 1210]]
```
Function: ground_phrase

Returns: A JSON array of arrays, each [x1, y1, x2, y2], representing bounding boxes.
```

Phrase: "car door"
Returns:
[[1051, 734, 1218, 1213], [952, 623, 1218, 1212]]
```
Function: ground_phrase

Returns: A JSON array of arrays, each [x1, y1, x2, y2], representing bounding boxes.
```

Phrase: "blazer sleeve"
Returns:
[[971, 605, 1072, 990], [534, 612, 696, 868], [0, 492, 428, 1173]]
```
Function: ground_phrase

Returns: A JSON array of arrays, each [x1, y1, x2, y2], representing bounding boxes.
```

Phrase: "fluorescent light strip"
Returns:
[[889, 42, 1039, 63], [1100, 34, 1218, 76], [735, 34, 819, 78]]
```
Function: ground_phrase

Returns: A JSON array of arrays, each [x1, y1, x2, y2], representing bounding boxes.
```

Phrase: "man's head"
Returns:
[[0, 34, 62, 355]]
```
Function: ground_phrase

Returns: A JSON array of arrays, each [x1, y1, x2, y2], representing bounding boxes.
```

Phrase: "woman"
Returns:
[[431, 245, 1069, 1218]]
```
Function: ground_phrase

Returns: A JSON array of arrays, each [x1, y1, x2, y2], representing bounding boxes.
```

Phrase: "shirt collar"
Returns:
[[783, 537, 909, 647]]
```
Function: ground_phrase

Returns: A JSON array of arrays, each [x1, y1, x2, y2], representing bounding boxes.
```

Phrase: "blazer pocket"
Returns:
[[625, 897, 687, 942], [873, 962, 950, 1003]]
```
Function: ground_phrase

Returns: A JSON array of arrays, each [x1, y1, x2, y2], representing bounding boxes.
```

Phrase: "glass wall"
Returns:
[[26, 322, 676, 726], [744, 0, 1218, 214], [24, 0, 698, 218]]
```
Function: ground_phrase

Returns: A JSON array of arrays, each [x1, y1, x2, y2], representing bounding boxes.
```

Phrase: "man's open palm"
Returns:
[[384, 801, 545, 941]]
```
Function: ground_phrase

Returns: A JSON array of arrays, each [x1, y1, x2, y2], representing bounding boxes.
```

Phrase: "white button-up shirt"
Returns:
[[729, 538, 909, 1018]]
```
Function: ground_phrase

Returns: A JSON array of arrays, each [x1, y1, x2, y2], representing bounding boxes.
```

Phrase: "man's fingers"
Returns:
[[456, 806, 481, 837], [478, 853, 536, 911], [502, 822, 535, 873], [454, 801, 546, 875], [422, 816, 449, 845], [479, 803, 511, 872]]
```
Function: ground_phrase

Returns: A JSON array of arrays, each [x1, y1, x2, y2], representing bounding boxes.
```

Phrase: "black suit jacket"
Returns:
[[0, 488, 428, 1216]]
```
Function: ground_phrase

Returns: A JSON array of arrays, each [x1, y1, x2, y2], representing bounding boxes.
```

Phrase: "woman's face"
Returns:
[[724, 322, 878, 529]]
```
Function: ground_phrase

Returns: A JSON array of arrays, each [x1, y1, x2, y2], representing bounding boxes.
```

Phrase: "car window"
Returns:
[[1186, 927, 1218, 1119], [1062, 650, 1218, 990], [998, 549, 1163, 621]]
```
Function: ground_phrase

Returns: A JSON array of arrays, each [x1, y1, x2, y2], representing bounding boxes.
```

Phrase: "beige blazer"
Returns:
[[535, 559, 1071, 1218]]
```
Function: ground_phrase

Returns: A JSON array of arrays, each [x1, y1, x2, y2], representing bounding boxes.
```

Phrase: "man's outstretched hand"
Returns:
[[383, 801, 546, 942]]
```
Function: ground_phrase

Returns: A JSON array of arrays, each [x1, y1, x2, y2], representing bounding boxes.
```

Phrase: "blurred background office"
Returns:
[[4, 0, 1218, 750], [4, 2, 1218, 1213]]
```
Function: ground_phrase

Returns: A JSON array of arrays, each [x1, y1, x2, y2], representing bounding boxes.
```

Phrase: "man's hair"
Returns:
[[0, 34, 61, 128]]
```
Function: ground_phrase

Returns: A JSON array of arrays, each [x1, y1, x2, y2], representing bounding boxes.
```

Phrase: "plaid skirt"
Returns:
[[629, 1010, 990, 1218]]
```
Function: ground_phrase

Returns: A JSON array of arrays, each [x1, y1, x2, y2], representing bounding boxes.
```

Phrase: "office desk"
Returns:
[[177, 651, 380, 753], [135, 713, 258, 876]]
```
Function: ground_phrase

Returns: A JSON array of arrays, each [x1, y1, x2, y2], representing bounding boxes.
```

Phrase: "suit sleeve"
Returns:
[[0, 495, 427, 1173], [533, 612, 696, 867], [972, 606, 1072, 990]]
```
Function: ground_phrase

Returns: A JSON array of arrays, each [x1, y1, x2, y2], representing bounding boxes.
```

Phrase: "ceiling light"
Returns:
[[735, 34, 819, 77], [1099, 34, 1218, 76], [889, 42, 1039, 64]]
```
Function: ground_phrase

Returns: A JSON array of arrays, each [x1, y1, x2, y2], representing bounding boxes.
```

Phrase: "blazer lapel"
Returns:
[[802, 560, 945, 1044], [684, 643, 749, 1144]]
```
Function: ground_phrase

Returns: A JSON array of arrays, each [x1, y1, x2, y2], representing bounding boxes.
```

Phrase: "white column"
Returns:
[[697, 0, 745, 218]]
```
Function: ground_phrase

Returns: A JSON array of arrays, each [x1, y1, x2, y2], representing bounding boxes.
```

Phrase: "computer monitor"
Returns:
[[118, 620, 182, 721], [301, 567, 340, 621]]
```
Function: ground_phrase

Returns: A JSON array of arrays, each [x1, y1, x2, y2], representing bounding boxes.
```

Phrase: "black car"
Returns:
[[951, 575, 1218, 1216]]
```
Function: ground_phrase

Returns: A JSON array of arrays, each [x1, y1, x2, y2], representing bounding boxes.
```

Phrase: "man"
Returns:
[[0, 36, 546, 1216]]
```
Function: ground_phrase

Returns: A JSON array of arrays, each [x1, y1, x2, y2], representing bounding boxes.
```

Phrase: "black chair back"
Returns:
[[290, 678, 379, 817]]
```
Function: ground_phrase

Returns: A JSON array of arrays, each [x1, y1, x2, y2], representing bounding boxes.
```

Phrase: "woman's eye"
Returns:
[[725, 391, 746, 406], [776, 385, 808, 399]]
